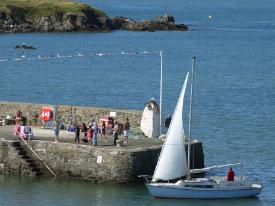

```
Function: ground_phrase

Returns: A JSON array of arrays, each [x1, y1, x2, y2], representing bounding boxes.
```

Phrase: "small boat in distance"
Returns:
[[141, 57, 262, 199]]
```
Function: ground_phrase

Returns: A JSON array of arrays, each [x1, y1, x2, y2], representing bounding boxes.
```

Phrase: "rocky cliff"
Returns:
[[0, 0, 115, 32], [0, 0, 188, 33]]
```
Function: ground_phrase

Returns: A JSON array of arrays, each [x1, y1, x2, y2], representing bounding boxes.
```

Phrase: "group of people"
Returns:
[[74, 121, 99, 146], [112, 118, 130, 145], [73, 118, 131, 146], [13, 109, 131, 146]]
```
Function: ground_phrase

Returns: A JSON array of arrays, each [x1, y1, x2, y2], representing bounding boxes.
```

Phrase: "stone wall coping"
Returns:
[[0, 138, 162, 153], [0, 101, 141, 113]]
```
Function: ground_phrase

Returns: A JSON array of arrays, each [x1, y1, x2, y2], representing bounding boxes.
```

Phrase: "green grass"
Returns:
[[0, 0, 107, 20]]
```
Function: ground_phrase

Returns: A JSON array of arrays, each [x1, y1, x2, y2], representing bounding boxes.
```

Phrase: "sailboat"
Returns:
[[142, 57, 262, 199]]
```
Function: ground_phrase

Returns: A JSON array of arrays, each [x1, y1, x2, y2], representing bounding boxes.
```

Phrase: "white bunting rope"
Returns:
[[0, 50, 160, 62]]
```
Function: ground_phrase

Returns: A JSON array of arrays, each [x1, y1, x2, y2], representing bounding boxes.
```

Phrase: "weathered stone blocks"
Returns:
[[0, 139, 204, 183]]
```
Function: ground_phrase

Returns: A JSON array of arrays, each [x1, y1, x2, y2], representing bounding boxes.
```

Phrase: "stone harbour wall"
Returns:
[[0, 139, 161, 183], [0, 138, 204, 183]]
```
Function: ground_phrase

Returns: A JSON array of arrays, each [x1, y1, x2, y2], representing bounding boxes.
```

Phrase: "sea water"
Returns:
[[0, 0, 274, 205]]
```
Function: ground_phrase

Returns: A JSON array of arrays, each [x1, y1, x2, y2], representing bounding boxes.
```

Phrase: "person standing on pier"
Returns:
[[13, 110, 23, 136], [113, 121, 119, 145], [15, 110, 23, 124], [123, 118, 130, 144], [100, 121, 107, 142], [92, 122, 98, 146], [81, 123, 88, 144], [164, 114, 172, 128], [88, 125, 93, 145], [74, 124, 80, 143], [52, 119, 60, 143]]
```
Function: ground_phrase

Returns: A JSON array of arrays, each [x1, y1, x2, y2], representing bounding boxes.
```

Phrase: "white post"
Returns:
[[159, 50, 163, 136], [187, 56, 196, 178]]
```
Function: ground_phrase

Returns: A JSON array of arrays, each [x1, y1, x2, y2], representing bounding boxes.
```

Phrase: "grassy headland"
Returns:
[[0, 0, 106, 18], [0, 0, 114, 32], [0, 0, 187, 32]]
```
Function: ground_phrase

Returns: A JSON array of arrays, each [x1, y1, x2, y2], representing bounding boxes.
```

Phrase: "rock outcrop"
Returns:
[[15, 44, 36, 50], [112, 14, 188, 32], [0, 1, 188, 33]]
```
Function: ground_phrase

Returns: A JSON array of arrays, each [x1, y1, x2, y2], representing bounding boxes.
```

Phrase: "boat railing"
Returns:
[[210, 175, 262, 187], [16, 130, 56, 177], [245, 176, 263, 187]]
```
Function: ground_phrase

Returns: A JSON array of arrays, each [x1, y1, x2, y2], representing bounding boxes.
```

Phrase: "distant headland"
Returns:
[[0, 0, 188, 33]]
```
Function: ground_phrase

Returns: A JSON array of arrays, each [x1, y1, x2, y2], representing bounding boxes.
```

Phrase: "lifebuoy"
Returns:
[[41, 107, 53, 121]]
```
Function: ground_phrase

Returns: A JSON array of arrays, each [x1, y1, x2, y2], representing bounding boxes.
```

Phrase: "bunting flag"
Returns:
[[0, 50, 160, 63]]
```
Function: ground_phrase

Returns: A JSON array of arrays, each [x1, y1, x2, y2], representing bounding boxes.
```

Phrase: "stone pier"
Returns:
[[0, 137, 204, 183], [0, 101, 204, 183]]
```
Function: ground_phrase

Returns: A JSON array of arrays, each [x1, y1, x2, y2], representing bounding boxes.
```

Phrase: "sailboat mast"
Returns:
[[187, 56, 196, 177], [159, 50, 163, 136]]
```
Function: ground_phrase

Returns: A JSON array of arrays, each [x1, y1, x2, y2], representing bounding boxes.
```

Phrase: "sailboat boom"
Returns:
[[190, 162, 242, 174]]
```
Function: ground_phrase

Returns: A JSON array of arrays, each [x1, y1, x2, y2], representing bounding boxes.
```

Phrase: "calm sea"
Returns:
[[0, 0, 275, 205]]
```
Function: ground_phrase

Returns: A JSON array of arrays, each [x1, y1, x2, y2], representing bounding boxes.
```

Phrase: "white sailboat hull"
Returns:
[[146, 178, 262, 199], [147, 184, 261, 199]]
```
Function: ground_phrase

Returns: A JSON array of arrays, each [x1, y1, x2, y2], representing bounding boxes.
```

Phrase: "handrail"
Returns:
[[16, 128, 56, 177]]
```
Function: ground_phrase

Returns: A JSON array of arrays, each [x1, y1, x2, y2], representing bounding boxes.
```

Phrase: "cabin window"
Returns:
[[185, 185, 213, 188]]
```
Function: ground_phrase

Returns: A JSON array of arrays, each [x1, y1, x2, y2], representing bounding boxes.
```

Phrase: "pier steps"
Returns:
[[11, 141, 47, 177]]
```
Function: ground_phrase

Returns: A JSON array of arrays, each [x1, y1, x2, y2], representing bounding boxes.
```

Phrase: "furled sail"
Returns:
[[152, 73, 189, 181]]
